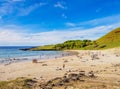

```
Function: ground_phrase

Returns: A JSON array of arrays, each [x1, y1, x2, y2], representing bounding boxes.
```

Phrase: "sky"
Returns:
[[0, 0, 120, 46]]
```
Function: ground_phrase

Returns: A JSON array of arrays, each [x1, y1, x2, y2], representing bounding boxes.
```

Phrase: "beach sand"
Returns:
[[0, 48, 120, 88]]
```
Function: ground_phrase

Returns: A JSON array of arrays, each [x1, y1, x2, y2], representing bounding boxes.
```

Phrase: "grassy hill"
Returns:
[[22, 27, 120, 51], [96, 27, 120, 49]]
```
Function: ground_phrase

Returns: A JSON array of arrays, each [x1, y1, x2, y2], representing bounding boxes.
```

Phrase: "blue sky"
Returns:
[[0, 0, 120, 46]]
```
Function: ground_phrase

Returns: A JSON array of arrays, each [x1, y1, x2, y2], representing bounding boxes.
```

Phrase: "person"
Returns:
[[63, 64, 65, 69]]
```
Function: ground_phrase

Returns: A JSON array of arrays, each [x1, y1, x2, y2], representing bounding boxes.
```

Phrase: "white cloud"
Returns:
[[0, 23, 119, 46], [80, 14, 120, 26], [54, 2, 66, 9], [64, 14, 120, 28], [19, 4, 41, 16], [0, 1, 14, 15], [0, 1, 47, 16], [0, 14, 120, 46], [65, 22, 76, 27], [18, 3, 47, 16]]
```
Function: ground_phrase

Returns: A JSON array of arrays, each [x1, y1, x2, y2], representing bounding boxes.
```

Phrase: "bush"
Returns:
[[99, 45, 106, 48]]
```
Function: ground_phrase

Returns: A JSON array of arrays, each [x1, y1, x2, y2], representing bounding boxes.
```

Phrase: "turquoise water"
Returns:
[[0, 46, 68, 64]]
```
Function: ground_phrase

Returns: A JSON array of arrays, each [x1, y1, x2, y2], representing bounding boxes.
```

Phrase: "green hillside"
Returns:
[[96, 27, 120, 49], [21, 27, 120, 51], [29, 45, 55, 51], [24, 40, 96, 51], [53, 40, 94, 50]]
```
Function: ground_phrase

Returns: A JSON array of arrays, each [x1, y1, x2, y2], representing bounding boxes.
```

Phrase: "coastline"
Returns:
[[0, 48, 120, 88], [0, 53, 77, 81], [0, 50, 75, 65]]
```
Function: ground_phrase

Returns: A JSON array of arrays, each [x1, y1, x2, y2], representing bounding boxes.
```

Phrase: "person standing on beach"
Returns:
[[63, 64, 65, 69]]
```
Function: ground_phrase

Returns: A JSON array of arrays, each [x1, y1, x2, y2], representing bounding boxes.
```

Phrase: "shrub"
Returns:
[[99, 45, 106, 48]]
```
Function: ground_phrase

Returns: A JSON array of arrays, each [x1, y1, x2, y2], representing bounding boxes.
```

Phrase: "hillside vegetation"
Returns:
[[24, 27, 120, 51], [96, 27, 120, 49], [29, 45, 55, 51]]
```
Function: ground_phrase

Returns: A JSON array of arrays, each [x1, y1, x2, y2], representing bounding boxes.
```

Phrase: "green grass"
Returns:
[[96, 27, 120, 49], [0, 78, 34, 89], [29, 45, 55, 51]]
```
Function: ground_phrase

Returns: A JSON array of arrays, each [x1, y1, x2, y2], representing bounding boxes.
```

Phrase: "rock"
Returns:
[[32, 59, 37, 63], [62, 78, 70, 83], [63, 75, 67, 78], [39, 71, 96, 89], [68, 73, 80, 81], [68, 73, 78, 78], [64, 60, 68, 63], [47, 80, 52, 84], [56, 82, 64, 86], [88, 71, 95, 77], [79, 71, 85, 76], [66, 69, 72, 72], [42, 64, 48, 66], [47, 77, 63, 87], [56, 67, 62, 71]]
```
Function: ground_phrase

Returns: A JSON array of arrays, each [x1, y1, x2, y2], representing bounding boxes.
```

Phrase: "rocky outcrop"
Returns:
[[39, 71, 96, 89]]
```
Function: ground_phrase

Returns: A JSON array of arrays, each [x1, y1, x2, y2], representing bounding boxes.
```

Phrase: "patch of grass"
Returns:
[[29, 45, 55, 51], [0, 78, 34, 89]]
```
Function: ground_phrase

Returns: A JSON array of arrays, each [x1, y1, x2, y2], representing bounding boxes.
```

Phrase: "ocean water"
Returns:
[[0, 46, 69, 64]]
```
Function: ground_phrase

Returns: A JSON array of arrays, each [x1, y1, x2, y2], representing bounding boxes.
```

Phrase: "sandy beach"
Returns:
[[0, 48, 120, 88]]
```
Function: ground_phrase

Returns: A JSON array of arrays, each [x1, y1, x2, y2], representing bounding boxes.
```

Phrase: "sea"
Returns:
[[0, 46, 69, 64]]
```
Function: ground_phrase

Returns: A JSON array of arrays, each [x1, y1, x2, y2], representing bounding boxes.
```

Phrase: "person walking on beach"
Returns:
[[63, 64, 65, 69]]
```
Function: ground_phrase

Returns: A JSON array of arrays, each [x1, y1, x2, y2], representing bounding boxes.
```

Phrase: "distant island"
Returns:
[[20, 27, 120, 51]]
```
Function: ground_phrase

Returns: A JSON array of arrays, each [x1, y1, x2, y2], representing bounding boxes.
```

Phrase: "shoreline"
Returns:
[[0, 50, 76, 65], [0, 48, 120, 88], [0, 54, 77, 81]]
